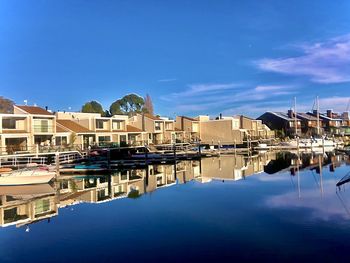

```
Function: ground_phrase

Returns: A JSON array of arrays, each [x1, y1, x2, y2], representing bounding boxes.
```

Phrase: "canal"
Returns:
[[0, 151, 349, 262]]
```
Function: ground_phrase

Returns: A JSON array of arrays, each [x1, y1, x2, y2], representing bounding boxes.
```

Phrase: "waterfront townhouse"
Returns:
[[258, 110, 301, 137], [295, 112, 321, 135], [175, 116, 200, 142], [199, 153, 275, 183], [340, 111, 350, 135], [0, 105, 56, 155], [198, 115, 246, 145], [56, 111, 147, 148], [306, 109, 343, 135], [238, 115, 275, 140], [128, 113, 176, 145], [0, 190, 58, 228]]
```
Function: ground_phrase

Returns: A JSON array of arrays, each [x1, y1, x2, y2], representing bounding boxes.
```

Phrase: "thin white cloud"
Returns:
[[318, 96, 350, 111], [161, 82, 241, 101], [256, 34, 350, 84], [158, 78, 177, 82], [169, 84, 298, 115]]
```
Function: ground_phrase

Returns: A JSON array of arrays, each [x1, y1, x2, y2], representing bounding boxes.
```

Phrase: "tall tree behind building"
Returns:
[[0, 96, 14, 113], [81, 101, 104, 114], [143, 94, 154, 115], [110, 94, 145, 116]]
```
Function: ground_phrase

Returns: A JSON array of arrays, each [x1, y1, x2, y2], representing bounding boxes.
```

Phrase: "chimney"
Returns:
[[287, 109, 294, 118], [45, 106, 48, 111], [326, 109, 332, 118], [219, 113, 222, 119], [240, 115, 244, 129]]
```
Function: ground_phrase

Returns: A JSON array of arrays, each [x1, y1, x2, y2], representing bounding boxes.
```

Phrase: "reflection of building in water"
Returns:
[[0, 185, 57, 228], [176, 161, 201, 184], [264, 151, 349, 175], [1, 155, 283, 228], [200, 153, 275, 182]]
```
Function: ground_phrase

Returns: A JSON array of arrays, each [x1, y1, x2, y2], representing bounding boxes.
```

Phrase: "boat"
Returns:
[[0, 184, 55, 196], [0, 166, 56, 186]]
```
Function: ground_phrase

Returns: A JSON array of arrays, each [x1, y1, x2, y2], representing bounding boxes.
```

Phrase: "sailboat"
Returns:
[[311, 96, 336, 149], [283, 97, 336, 150]]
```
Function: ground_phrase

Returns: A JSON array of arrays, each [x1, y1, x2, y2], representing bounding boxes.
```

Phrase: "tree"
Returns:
[[143, 94, 154, 115], [81, 101, 104, 114], [109, 94, 145, 115], [0, 96, 14, 113]]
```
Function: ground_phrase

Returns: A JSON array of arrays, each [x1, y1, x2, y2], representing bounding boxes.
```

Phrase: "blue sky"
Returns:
[[1, 0, 350, 118]]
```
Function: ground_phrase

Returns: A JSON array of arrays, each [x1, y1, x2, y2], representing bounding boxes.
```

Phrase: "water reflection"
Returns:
[[0, 152, 349, 229]]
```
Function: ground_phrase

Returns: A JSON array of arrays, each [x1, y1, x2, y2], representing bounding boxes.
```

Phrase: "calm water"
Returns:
[[1, 152, 350, 263]]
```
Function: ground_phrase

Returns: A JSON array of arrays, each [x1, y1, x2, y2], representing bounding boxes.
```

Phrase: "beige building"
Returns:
[[0, 105, 56, 155], [198, 115, 246, 145], [175, 116, 200, 142], [128, 113, 176, 144], [238, 115, 275, 140]]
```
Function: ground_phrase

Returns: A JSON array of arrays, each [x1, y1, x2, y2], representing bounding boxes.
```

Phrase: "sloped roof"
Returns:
[[126, 125, 143, 132], [56, 119, 92, 133], [179, 116, 197, 121], [15, 105, 53, 115], [144, 113, 162, 120], [266, 111, 300, 121], [297, 113, 318, 121], [56, 125, 70, 133], [307, 112, 343, 121]]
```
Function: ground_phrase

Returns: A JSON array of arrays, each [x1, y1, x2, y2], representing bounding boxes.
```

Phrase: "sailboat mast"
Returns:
[[294, 97, 297, 136], [316, 96, 320, 135]]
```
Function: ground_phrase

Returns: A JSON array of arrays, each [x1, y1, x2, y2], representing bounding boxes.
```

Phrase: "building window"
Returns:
[[2, 119, 16, 129], [155, 122, 161, 131], [34, 199, 51, 216], [98, 136, 110, 142], [96, 120, 104, 129], [56, 136, 68, 146], [112, 121, 123, 130], [33, 119, 52, 132]]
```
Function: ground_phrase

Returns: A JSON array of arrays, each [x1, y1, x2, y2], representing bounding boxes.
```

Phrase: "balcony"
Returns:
[[33, 125, 54, 133]]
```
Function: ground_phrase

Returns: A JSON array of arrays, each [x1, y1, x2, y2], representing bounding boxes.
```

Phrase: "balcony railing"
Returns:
[[33, 125, 53, 133]]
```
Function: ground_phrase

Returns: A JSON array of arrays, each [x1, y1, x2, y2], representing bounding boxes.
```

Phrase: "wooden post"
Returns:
[[55, 151, 60, 178], [36, 144, 39, 158], [234, 139, 237, 156], [322, 137, 325, 155], [198, 140, 201, 157], [297, 136, 300, 154], [107, 149, 111, 171], [144, 143, 148, 165], [173, 143, 177, 161]]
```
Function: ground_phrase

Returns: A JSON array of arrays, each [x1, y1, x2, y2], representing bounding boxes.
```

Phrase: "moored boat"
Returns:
[[0, 166, 56, 186]]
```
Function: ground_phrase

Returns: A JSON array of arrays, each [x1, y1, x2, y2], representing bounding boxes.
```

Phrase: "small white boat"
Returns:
[[0, 166, 56, 186]]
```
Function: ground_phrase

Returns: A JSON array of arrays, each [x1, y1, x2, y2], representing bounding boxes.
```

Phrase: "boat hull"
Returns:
[[0, 173, 55, 186]]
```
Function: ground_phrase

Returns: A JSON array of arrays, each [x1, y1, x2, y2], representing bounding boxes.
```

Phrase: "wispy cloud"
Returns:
[[163, 83, 298, 115], [157, 78, 177, 82], [256, 34, 350, 84], [161, 82, 241, 102], [318, 96, 350, 111]]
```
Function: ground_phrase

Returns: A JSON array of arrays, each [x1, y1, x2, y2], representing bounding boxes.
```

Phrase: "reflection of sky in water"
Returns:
[[262, 164, 350, 221], [0, 154, 350, 262]]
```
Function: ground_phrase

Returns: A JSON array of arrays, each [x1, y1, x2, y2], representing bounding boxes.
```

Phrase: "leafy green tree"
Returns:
[[0, 96, 14, 113], [81, 101, 104, 114], [109, 94, 145, 115]]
